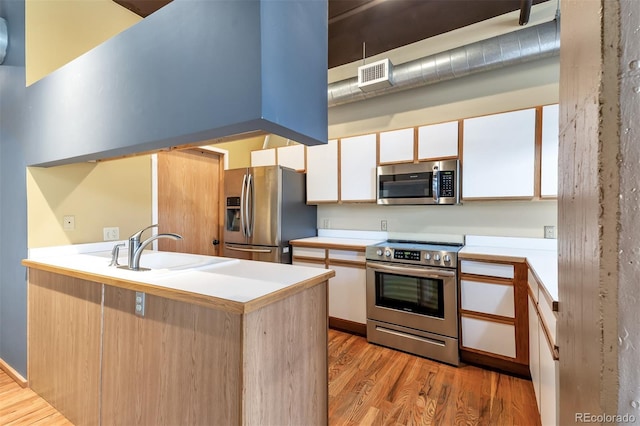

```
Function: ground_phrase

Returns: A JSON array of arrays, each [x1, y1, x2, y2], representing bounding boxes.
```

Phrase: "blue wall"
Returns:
[[0, 0, 327, 376], [25, 0, 328, 167], [0, 0, 27, 377]]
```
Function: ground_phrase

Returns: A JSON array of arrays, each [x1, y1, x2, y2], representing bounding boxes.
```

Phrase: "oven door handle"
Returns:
[[367, 262, 455, 279]]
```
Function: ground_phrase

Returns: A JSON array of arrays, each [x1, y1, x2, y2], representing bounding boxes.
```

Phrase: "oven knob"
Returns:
[[434, 254, 441, 261], [424, 253, 431, 261], [385, 249, 392, 257], [376, 249, 383, 256], [444, 255, 451, 263]]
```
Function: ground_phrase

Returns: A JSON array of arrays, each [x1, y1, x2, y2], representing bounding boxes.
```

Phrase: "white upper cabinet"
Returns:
[[462, 108, 536, 199], [340, 134, 377, 202], [379, 128, 414, 164], [250, 148, 276, 167], [306, 140, 339, 203], [541, 104, 559, 197], [418, 120, 459, 160], [277, 144, 306, 171]]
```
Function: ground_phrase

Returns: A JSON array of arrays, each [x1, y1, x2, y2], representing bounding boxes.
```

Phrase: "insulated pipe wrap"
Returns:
[[0, 17, 7, 65], [328, 19, 560, 107]]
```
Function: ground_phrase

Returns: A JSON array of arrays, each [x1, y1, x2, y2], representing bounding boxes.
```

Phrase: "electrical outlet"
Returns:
[[322, 219, 330, 229], [103, 227, 120, 241], [135, 291, 146, 317], [544, 225, 556, 239], [381, 220, 388, 231], [63, 215, 75, 230]]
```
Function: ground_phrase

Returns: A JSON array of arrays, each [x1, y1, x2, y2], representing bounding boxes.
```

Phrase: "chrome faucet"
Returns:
[[125, 224, 183, 271]]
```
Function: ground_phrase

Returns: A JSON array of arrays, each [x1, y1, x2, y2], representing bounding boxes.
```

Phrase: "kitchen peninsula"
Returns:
[[22, 249, 334, 426]]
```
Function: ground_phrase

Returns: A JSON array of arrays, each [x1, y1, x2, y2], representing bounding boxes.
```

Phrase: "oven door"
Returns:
[[366, 261, 458, 338]]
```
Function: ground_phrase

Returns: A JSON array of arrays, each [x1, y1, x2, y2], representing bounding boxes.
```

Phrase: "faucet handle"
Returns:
[[129, 224, 159, 241], [109, 243, 126, 267]]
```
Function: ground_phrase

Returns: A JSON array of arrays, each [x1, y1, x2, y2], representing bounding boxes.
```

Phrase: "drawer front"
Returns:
[[292, 246, 326, 259], [328, 249, 365, 263], [460, 260, 514, 279], [292, 259, 326, 269], [461, 316, 516, 358], [460, 279, 515, 318]]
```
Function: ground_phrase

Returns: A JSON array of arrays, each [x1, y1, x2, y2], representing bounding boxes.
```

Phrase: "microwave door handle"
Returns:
[[432, 165, 439, 204], [367, 262, 455, 279], [240, 173, 247, 237]]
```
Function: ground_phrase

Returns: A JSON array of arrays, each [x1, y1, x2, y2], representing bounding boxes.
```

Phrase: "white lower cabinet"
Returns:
[[528, 296, 541, 412], [529, 271, 559, 426], [539, 333, 559, 426], [328, 264, 366, 324], [460, 316, 516, 358]]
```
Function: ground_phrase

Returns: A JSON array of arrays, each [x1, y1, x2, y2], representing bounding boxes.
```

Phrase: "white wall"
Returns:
[[318, 201, 556, 239]]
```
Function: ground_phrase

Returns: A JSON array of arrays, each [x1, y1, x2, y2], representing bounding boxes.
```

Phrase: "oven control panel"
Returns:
[[367, 245, 459, 268]]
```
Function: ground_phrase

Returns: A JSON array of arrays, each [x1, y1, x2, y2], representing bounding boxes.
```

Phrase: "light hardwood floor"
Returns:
[[0, 371, 72, 425], [1, 329, 540, 425], [328, 329, 541, 426]]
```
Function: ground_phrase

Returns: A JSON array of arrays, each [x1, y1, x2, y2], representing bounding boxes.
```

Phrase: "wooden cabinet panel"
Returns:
[[101, 287, 242, 426], [461, 279, 515, 317], [462, 108, 536, 199], [460, 260, 515, 279], [251, 148, 276, 167], [541, 104, 559, 198], [340, 134, 377, 202], [418, 120, 459, 160], [328, 264, 367, 324], [379, 128, 414, 164], [277, 144, 306, 171], [28, 270, 102, 426], [306, 140, 339, 203], [461, 316, 517, 358], [539, 291, 557, 345]]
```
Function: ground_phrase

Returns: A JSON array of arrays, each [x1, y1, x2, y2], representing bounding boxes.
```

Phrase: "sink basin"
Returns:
[[137, 251, 230, 271], [85, 250, 232, 272]]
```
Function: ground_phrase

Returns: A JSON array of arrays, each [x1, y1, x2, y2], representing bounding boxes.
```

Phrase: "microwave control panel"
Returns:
[[439, 171, 455, 198]]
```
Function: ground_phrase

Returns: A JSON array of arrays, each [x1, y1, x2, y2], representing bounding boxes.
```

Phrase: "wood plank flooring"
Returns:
[[1, 329, 540, 425], [329, 329, 541, 426], [0, 371, 72, 425]]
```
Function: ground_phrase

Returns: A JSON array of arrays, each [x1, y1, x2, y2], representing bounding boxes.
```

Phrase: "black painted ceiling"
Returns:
[[113, 0, 550, 69]]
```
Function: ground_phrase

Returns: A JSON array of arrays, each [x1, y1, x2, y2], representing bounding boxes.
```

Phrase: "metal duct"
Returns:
[[328, 18, 560, 107], [0, 17, 7, 65]]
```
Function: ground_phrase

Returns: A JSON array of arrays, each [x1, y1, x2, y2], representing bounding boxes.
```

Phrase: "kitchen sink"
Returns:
[[136, 251, 231, 271]]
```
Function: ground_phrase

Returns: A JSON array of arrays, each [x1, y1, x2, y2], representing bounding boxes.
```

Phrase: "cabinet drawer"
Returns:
[[292, 259, 326, 269], [328, 249, 365, 263], [460, 279, 515, 318], [460, 260, 514, 279], [461, 316, 516, 358], [292, 246, 326, 259]]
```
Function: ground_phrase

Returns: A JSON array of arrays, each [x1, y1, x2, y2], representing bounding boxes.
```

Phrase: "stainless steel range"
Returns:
[[365, 240, 462, 366]]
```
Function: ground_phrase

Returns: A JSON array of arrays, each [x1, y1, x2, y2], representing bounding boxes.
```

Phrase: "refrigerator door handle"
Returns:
[[240, 173, 248, 237], [225, 244, 273, 254], [247, 173, 254, 237]]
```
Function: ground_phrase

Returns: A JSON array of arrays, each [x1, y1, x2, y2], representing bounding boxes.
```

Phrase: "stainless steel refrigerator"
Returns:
[[223, 165, 317, 263]]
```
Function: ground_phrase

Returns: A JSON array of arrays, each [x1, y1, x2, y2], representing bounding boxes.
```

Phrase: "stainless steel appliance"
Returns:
[[365, 240, 462, 366], [377, 160, 460, 205], [223, 166, 316, 263]]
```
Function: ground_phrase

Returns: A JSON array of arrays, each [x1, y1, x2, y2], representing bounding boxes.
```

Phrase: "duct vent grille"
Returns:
[[358, 58, 393, 91]]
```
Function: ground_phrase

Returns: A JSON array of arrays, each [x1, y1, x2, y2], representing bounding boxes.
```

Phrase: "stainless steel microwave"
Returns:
[[377, 160, 460, 205]]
